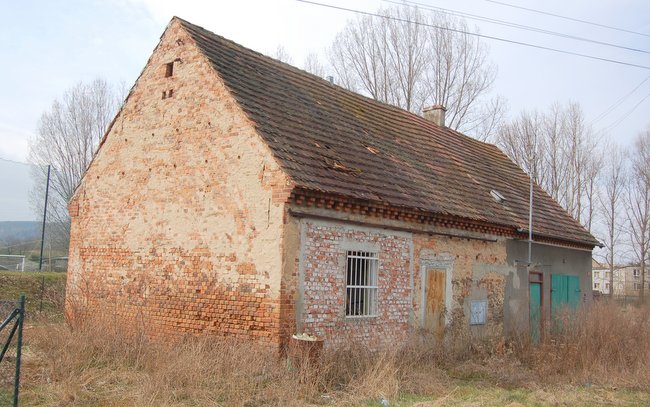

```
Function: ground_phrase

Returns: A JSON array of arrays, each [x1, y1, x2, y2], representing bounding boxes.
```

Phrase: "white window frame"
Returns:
[[345, 250, 379, 318]]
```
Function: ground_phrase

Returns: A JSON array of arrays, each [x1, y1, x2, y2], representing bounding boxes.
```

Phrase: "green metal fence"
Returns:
[[0, 295, 25, 407]]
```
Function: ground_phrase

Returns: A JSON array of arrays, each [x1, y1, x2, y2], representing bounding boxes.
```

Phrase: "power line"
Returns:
[[296, 0, 650, 70], [602, 91, 650, 133], [384, 0, 650, 55], [485, 0, 650, 38], [590, 75, 650, 125], [0, 156, 31, 166]]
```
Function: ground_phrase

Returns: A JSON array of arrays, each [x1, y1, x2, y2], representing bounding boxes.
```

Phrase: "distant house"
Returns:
[[592, 260, 612, 295], [66, 17, 599, 350], [592, 261, 650, 299]]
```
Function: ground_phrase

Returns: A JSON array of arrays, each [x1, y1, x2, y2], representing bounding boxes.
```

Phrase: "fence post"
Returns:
[[13, 294, 25, 407]]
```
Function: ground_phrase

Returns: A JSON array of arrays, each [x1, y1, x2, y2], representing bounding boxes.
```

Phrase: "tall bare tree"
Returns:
[[29, 79, 121, 250], [627, 128, 650, 302], [497, 101, 601, 230], [273, 45, 294, 64], [303, 52, 326, 78], [329, 4, 503, 139], [497, 110, 543, 179], [598, 142, 627, 296]]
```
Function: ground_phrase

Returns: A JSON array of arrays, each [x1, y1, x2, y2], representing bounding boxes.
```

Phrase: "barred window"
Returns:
[[345, 251, 378, 317]]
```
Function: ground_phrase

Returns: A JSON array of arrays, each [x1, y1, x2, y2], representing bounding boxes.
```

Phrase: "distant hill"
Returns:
[[0, 221, 41, 243]]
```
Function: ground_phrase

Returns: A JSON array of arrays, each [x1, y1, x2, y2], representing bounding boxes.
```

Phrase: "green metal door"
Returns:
[[551, 274, 580, 319], [551, 275, 566, 318], [566, 275, 580, 309], [529, 282, 542, 343]]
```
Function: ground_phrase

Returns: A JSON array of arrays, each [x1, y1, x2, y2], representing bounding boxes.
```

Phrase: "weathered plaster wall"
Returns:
[[505, 240, 593, 335], [66, 19, 292, 345], [412, 234, 513, 337], [290, 211, 526, 347]]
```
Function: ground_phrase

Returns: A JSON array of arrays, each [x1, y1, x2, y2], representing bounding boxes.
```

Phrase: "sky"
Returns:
[[1, 0, 649, 221]]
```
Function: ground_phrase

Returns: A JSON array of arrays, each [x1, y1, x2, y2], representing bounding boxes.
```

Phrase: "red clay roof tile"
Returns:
[[178, 18, 598, 247]]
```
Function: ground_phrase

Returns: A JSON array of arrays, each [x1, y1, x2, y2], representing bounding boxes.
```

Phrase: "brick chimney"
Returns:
[[422, 105, 446, 127]]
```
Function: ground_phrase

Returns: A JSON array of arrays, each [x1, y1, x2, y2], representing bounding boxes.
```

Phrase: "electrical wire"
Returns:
[[485, 0, 650, 38], [0, 156, 31, 166], [295, 0, 650, 70], [590, 75, 650, 125], [602, 91, 650, 133], [383, 0, 650, 55]]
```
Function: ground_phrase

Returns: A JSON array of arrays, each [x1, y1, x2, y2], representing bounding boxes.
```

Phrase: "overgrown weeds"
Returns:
[[529, 301, 650, 388], [11, 300, 650, 406]]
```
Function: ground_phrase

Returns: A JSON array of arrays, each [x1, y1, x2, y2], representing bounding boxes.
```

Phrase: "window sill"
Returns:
[[344, 315, 378, 320]]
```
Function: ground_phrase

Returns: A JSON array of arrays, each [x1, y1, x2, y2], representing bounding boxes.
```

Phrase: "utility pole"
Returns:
[[528, 147, 535, 265], [528, 170, 533, 264], [38, 165, 51, 272]]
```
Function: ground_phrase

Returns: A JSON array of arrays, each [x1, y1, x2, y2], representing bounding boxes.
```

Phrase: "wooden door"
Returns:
[[424, 268, 446, 338]]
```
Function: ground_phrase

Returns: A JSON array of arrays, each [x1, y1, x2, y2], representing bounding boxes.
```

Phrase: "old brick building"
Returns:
[[66, 17, 599, 349]]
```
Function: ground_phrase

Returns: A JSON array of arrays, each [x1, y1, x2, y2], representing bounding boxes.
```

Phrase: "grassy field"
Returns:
[[0, 271, 66, 404], [2, 274, 650, 406], [0, 271, 66, 315]]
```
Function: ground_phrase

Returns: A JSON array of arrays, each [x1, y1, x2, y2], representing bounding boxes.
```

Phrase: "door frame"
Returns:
[[420, 256, 453, 327]]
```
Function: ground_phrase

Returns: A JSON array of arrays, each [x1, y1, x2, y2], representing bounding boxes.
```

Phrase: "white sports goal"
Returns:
[[0, 255, 26, 272]]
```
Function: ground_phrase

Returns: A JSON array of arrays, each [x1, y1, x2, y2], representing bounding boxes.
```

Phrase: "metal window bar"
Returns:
[[345, 251, 378, 317]]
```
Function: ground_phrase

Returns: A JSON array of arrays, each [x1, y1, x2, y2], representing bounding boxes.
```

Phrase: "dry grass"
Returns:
[[18, 321, 454, 406], [527, 300, 650, 388], [4, 300, 650, 406]]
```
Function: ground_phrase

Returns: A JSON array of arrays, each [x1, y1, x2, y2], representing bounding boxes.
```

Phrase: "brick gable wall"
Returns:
[[66, 20, 292, 345]]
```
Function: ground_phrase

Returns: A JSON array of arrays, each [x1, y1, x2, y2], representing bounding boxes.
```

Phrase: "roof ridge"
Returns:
[[175, 16, 599, 247], [175, 17, 491, 142]]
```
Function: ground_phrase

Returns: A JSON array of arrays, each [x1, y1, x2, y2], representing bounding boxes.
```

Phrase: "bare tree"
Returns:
[[598, 142, 627, 296], [496, 101, 601, 230], [29, 79, 121, 250], [496, 109, 544, 180], [561, 103, 599, 225], [329, 4, 503, 138], [273, 45, 294, 65], [627, 128, 650, 302], [303, 52, 326, 78]]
